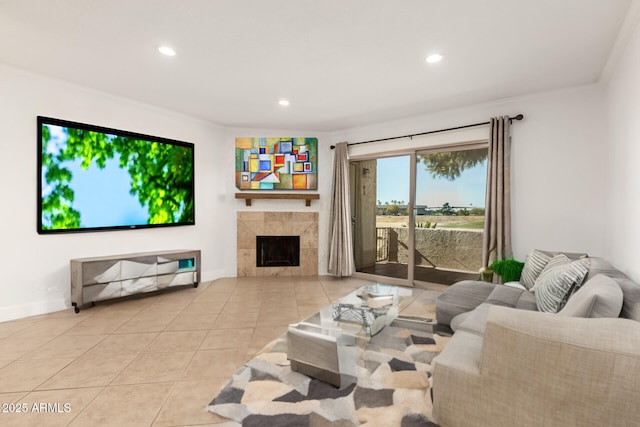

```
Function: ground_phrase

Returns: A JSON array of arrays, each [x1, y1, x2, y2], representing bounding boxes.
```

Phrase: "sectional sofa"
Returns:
[[431, 253, 640, 426]]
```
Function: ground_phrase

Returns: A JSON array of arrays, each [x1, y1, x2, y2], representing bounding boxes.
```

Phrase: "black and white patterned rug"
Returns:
[[208, 319, 449, 426]]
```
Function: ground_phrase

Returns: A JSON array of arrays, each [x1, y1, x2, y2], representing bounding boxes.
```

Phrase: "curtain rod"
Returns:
[[330, 114, 524, 149]]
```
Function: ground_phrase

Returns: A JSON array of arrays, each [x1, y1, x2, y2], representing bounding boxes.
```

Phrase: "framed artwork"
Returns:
[[235, 137, 317, 190]]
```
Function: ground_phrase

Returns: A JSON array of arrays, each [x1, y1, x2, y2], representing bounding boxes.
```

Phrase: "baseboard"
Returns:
[[0, 297, 68, 323], [201, 269, 226, 282]]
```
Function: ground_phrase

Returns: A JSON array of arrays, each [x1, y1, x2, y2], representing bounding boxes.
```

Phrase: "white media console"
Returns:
[[70, 249, 201, 313]]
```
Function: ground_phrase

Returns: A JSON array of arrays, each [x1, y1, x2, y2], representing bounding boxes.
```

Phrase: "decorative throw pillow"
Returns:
[[520, 249, 552, 290], [534, 255, 591, 313], [530, 254, 571, 291], [557, 274, 623, 318]]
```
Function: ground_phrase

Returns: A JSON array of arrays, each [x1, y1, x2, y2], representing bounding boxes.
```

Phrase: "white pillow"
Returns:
[[558, 274, 623, 318]]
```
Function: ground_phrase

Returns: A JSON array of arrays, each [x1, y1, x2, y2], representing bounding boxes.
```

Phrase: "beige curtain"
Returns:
[[327, 142, 354, 277], [482, 116, 512, 268]]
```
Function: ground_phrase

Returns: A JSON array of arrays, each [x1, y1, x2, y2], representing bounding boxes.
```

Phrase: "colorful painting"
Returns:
[[235, 137, 317, 190]]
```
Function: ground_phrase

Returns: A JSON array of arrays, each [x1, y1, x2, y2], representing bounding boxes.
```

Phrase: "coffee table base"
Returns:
[[289, 360, 355, 388]]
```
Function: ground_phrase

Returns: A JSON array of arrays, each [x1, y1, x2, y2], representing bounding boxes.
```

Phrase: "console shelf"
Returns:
[[70, 249, 201, 313], [235, 192, 319, 207]]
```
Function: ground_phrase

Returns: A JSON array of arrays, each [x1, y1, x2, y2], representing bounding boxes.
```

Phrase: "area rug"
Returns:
[[208, 317, 450, 426]]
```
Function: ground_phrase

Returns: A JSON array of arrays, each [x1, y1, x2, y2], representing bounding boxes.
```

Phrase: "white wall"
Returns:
[[605, 16, 640, 282], [221, 128, 333, 277], [0, 64, 227, 322], [333, 84, 608, 261], [0, 60, 616, 322]]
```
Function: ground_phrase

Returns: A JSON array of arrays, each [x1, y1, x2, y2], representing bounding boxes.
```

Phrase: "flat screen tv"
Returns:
[[37, 116, 195, 234]]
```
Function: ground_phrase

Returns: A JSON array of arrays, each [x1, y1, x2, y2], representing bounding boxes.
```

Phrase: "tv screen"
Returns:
[[37, 116, 195, 234]]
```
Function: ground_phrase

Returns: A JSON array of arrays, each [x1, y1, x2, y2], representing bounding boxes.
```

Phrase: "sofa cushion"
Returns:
[[558, 274, 623, 318], [520, 249, 552, 290], [432, 330, 483, 374], [450, 284, 539, 335], [534, 255, 591, 313], [584, 257, 627, 282], [449, 310, 469, 332], [451, 303, 493, 336], [485, 285, 537, 310], [435, 280, 496, 326], [503, 281, 527, 291], [537, 249, 589, 260], [616, 277, 640, 321], [584, 257, 640, 321]]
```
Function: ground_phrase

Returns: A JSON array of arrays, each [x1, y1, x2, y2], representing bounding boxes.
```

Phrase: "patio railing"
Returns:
[[376, 227, 389, 262]]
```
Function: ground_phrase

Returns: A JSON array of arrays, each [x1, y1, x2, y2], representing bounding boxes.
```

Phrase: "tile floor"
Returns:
[[0, 276, 446, 426]]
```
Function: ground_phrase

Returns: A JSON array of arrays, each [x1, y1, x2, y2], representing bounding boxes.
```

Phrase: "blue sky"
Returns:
[[66, 157, 149, 227], [43, 124, 149, 228], [376, 155, 487, 208]]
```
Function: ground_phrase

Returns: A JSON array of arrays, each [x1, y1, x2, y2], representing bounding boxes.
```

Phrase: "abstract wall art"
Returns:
[[235, 137, 317, 190]]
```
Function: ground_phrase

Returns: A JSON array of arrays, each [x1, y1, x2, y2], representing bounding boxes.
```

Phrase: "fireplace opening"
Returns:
[[256, 236, 300, 267]]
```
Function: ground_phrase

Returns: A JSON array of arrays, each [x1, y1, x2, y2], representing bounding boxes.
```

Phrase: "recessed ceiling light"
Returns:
[[425, 53, 443, 64], [157, 45, 176, 56], [278, 99, 290, 106]]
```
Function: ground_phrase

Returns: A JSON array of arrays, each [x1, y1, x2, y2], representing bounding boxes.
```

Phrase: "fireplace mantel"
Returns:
[[235, 192, 319, 207]]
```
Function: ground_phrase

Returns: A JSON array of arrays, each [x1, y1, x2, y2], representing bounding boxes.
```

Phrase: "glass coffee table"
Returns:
[[286, 284, 412, 386]]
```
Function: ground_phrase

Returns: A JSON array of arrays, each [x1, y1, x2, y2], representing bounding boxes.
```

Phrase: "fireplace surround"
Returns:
[[237, 211, 318, 277]]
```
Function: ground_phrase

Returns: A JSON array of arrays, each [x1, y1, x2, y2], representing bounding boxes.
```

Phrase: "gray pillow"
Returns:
[[558, 274, 623, 318], [534, 255, 591, 313], [520, 249, 552, 290]]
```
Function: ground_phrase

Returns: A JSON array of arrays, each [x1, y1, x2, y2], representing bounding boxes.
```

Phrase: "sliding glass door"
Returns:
[[351, 155, 411, 282], [351, 144, 487, 286], [413, 145, 488, 285]]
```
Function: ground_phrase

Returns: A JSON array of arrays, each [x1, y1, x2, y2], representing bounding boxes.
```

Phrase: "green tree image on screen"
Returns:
[[41, 125, 194, 230]]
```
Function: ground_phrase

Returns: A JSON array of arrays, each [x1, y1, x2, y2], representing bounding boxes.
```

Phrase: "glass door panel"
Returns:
[[413, 147, 487, 285], [350, 156, 410, 281]]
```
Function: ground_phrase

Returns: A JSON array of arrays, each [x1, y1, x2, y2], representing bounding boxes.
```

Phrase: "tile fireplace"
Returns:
[[237, 211, 318, 277]]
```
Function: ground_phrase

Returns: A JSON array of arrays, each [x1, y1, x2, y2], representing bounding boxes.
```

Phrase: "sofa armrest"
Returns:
[[482, 305, 640, 359], [433, 306, 640, 426], [483, 306, 640, 425]]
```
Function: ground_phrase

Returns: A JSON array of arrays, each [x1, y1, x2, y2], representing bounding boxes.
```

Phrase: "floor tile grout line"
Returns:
[[15, 333, 111, 394], [63, 385, 106, 427], [0, 276, 436, 427], [12, 284, 212, 420], [70, 282, 219, 426], [148, 329, 212, 426], [34, 335, 140, 394], [150, 380, 182, 427]]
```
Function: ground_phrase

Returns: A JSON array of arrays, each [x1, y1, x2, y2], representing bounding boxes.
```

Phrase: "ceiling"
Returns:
[[0, 0, 632, 131]]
